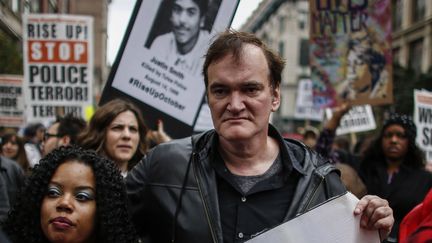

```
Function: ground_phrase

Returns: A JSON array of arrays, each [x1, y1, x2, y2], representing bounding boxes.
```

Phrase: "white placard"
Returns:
[[0, 75, 25, 127], [294, 79, 324, 121], [22, 14, 94, 123], [325, 105, 376, 135], [414, 89, 432, 162], [246, 192, 380, 243]]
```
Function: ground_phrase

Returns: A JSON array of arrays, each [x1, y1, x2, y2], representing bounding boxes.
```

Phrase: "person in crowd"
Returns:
[[2, 146, 138, 242], [301, 125, 319, 148], [42, 114, 87, 156], [0, 154, 24, 222], [146, 119, 172, 149], [126, 30, 394, 242], [1, 132, 30, 173], [399, 189, 432, 242], [314, 102, 366, 198], [150, 0, 211, 74], [360, 113, 432, 242], [78, 99, 148, 177], [23, 122, 45, 168]]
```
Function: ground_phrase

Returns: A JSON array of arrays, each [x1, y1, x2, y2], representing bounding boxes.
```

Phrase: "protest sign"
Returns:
[[325, 105, 376, 135], [22, 14, 93, 123], [0, 75, 24, 127], [309, 0, 393, 108], [100, 0, 239, 138], [294, 79, 324, 121], [414, 90, 432, 162], [246, 192, 380, 243]]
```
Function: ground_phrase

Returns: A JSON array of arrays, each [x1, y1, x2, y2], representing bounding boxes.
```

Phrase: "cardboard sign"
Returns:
[[22, 14, 94, 123], [326, 105, 376, 135], [0, 75, 25, 127], [294, 79, 324, 121], [414, 90, 432, 162], [101, 0, 239, 138]]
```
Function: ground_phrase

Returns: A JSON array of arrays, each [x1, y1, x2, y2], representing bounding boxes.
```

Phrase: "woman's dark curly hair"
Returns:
[[2, 146, 139, 243]]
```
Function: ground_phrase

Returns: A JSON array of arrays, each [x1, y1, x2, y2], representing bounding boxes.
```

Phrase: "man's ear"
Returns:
[[271, 86, 281, 112], [200, 16, 205, 28], [59, 136, 71, 147]]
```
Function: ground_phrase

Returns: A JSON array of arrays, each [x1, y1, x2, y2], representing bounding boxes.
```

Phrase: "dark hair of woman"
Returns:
[[0, 132, 30, 173], [361, 114, 424, 170], [2, 146, 139, 243], [78, 98, 148, 169]]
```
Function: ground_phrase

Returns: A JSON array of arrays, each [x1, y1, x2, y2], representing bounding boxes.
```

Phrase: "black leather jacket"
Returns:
[[126, 126, 346, 243]]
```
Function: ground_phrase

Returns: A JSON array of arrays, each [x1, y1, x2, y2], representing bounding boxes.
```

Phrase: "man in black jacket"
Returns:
[[126, 30, 394, 243]]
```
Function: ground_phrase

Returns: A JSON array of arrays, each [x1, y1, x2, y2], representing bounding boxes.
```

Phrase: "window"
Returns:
[[23, 0, 42, 13], [278, 41, 285, 58], [279, 16, 285, 34], [412, 0, 425, 23], [299, 39, 309, 66], [392, 47, 400, 65], [392, 0, 403, 31], [48, 0, 59, 13], [409, 39, 423, 73]]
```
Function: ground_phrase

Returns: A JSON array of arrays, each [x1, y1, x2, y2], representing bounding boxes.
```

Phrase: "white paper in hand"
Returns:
[[246, 192, 380, 243]]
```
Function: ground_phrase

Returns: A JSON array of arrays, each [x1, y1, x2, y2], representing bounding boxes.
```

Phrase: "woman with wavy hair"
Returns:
[[78, 99, 149, 177], [2, 146, 139, 243], [360, 113, 432, 242], [1, 132, 30, 173]]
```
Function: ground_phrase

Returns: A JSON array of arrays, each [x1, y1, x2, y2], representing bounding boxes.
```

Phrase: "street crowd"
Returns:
[[0, 30, 431, 243]]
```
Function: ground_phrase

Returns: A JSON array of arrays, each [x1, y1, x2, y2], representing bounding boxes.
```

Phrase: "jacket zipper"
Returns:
[[303, 173, 325, 212], [193, 152, 218, 243]]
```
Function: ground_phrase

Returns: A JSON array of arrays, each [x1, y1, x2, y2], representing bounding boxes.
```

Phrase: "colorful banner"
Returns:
[[414, 90, 432, 162], [310, 0, 393, 108], [22, 14, 94, 123], [0, 75, 24, 127]]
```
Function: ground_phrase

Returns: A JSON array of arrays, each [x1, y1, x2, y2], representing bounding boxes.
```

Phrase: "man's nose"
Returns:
[[227, 92, 245, 113]]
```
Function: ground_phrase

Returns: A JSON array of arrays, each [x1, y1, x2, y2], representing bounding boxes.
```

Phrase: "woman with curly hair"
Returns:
[[1, 132, 30, 173], [78, 99, 149, 177], [360, 113, 432, 242], [2, 146, 139, 243]]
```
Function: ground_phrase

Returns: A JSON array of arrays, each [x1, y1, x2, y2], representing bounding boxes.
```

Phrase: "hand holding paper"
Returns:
[[354, 195, 394, 240], [246, 192, 390, 243]]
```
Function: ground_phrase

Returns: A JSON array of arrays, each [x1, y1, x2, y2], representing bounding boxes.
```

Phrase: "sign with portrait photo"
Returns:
[[101, 0, 239, 138], [309, 0, 393, 108]]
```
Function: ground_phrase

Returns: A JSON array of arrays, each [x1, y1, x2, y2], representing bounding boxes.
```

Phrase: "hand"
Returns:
[[354, 195, 394, 240], [149, 119, 171, 145]]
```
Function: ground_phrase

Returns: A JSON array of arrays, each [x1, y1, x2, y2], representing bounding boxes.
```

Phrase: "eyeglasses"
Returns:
[[382, 132, 407, 140], [44, 132, 60, 141]]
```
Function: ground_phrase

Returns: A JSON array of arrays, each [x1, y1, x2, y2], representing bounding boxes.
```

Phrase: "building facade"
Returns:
[[0, 0, 109, 99], [241, 0, 432, 134], [392, 0, 432, 74]]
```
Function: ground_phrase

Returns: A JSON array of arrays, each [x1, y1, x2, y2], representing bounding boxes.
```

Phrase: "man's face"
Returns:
[[171, 0, 203, 45], [207, 44, 280, 142], [42, 123, 60, 156]]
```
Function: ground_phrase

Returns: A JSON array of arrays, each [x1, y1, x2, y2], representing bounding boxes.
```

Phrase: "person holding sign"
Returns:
[[150, 0, 211, 75], [78, 99, 149, 177], [126, 30, 394, 242], [360, 113, 432, 242]]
